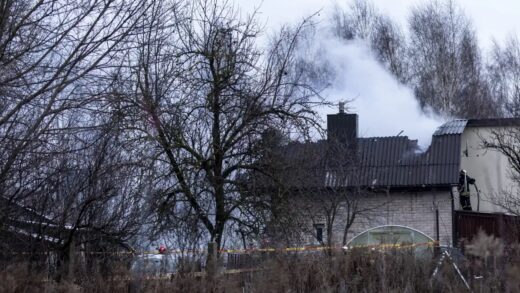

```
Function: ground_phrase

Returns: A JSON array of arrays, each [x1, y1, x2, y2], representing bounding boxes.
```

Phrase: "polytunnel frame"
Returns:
[[346, 224, 435, 247]]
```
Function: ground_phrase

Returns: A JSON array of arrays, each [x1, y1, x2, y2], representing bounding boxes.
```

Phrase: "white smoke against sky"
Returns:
[[311, 33, 445, 149]]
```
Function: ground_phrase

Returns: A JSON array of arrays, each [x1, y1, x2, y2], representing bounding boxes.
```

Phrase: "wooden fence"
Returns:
[[454, 210, 520, 245]]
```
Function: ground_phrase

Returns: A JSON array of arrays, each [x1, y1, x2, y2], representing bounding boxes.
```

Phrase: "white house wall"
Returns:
[[460, 126, 518, 213], [314, 190, 453, 246]]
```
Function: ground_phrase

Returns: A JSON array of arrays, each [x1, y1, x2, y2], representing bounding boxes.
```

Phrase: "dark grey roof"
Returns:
[[277, 119, 470, 189], [433, 119, 467, 135], [324, 133, 461, 188], [466, 118, 520, 127], [255, 119, 474, 190]]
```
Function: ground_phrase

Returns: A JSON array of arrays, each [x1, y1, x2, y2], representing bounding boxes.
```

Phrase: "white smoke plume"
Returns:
[[310, 33, 445, 149]]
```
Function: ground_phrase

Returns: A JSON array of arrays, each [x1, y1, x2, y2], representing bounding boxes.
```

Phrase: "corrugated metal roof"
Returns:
[[260, 119, 468, 189], [433, 119, 467, 136], [323, 133, 461, 188]]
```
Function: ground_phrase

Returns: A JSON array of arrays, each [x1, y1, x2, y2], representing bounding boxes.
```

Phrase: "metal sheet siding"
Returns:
[[454, 210, 520, 244], [281, 119, 465, 189], [350, 132, 461, 187]]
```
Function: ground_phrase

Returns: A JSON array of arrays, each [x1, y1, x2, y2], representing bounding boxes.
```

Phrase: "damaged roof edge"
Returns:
[[433, 119, 467, 136]]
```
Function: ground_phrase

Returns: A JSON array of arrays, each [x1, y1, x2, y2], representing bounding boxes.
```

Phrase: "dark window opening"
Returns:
[[315, 224, 324, 243]]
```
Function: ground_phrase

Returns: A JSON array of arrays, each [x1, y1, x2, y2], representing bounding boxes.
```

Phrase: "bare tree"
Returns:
[[0, 0, 154, 278], [315, 0, 503, 118], [331, 0, 378, 41], [0, 0, 148, 223], [51, 120, 146, 278], [408, 0, 497, 118], [481, 128, 520, 216], [488, 36, 520, 117], [300, 141, 384, 247], [292, 23, 335, 95], [111, 0, 324, 251], [253, 133, 385, 248], [479, 127, 520, 244], [370, 15, 409, 83], [2, 106, 148, 276], [330, 0, 408, 83]]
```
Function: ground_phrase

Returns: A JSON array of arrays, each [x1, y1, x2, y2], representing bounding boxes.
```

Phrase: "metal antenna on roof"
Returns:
[[396, 130, 404, 136]]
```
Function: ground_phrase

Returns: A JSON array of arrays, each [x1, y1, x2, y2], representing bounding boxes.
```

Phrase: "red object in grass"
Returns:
[[159, 245, 167, 254]]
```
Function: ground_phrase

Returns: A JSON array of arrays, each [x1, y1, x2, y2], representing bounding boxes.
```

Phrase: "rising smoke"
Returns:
[[307, 30, 445, 149]]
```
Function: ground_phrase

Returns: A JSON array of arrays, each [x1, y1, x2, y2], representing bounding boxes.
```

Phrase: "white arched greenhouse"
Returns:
[[345, 225, 435, 255]]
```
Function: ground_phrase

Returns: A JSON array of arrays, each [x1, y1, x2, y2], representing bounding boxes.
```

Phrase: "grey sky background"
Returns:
[[236, 0, 520, 148], [240, 0, 520, 49]]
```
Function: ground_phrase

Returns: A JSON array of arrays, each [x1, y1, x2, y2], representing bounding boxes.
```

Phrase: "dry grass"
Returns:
[[2, 241, 520, 292]]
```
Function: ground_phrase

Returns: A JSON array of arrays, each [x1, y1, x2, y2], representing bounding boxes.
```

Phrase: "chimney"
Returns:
[[327, 103, 358, 147]]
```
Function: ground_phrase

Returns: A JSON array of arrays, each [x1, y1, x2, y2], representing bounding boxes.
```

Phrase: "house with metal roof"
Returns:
[[0, 195, 134, 274], [269, 107, 520, 248]]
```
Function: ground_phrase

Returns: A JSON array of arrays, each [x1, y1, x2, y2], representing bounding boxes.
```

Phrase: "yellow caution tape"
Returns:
[[5, 241, 439, 256]]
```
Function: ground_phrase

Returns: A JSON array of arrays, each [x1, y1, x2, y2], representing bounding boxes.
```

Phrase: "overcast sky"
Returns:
[[240, 0, 520, 49], [236, 0, 520, 148]]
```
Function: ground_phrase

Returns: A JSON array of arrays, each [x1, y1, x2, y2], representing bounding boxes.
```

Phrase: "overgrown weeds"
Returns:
[[2, 239, 520, 292]]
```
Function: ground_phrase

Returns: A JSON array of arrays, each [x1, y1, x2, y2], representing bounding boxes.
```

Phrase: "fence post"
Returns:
[[206, 241, 218, 278], [67, 236, 76, 281], [435, 207, 440, 256]]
